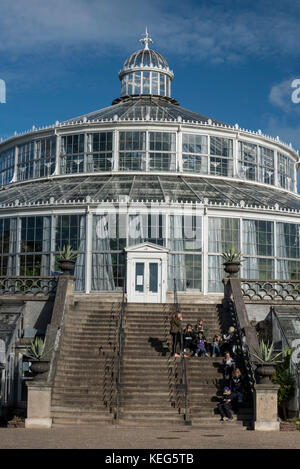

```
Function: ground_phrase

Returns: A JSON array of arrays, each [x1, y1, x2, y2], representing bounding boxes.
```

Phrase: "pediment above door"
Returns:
[[125, 242, 169, 254]]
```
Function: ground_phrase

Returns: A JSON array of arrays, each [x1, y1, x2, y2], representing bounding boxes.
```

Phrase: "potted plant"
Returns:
[[57, 244, 77, 275], [221, 247, 244, 277], [252, 340, 282, 384], [25, 337, 51, 381]]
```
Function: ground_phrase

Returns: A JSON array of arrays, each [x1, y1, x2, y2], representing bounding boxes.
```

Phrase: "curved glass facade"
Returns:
[[0, 211, 299, 294], [0, 129, 297, 191]]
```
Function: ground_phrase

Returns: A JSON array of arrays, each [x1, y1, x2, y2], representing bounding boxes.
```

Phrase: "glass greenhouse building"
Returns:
[[0, 32, 299, 302]]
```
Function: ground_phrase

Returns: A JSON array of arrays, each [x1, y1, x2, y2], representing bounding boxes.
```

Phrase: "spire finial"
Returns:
[[140, 27, 153, 50]]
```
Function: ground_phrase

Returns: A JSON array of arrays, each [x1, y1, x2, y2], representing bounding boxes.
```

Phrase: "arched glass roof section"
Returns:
[[61, 96, 226, 125], [1, 175, 300, 210]]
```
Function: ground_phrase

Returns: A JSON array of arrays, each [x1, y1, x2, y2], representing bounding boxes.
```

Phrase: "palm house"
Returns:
[[0, 31, 300, 302]]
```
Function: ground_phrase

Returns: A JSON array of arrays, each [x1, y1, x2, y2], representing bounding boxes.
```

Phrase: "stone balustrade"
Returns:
[[0, 276, 58, 297], [240, 279, 300, 303]]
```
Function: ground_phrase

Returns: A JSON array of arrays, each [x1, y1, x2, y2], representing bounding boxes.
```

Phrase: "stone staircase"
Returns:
[[118, 303, 184, 426], [50, 296, 253, 427], [51, 299, 120, 425]]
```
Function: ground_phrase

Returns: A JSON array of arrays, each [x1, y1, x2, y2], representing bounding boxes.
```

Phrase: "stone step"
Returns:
[[118, 410, 182, 420]]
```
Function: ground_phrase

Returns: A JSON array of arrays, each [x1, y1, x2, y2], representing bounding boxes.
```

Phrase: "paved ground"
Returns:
[[0, 423, 299, 449]]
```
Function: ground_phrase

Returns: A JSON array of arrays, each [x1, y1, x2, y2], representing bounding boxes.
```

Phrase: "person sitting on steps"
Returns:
[[194, 331, 209, 357], [194, 319, 209, 338], [230, 368, 244, 405], [221, 326, 236, 355], [218, 387, 235, 422], [183, 324, 196, 355], [211, 334, 222, 357], [223, 351, 236, 383]]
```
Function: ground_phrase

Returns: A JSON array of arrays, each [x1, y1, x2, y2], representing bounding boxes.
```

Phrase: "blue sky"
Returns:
[[0, 0, 300, 188]]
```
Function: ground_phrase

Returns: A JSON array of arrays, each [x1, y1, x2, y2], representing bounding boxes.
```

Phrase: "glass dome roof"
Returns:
[[123, 48, 169, 70], [118, 30, 174, 99]]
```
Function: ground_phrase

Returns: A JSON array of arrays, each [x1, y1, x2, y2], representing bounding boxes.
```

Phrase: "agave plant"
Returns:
[[57, 244, 77, 262], [252, 340, 282, 363], [221, 247, 244, 263], [25, 337, 49, 361]]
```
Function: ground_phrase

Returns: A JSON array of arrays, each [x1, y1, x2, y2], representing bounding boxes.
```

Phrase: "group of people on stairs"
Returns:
[[170, 311, 246, 422]]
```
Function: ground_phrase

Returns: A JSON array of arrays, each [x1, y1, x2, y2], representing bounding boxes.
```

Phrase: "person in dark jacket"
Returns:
[[183, 324, 196, 354], [218, 387, 235, 421], [170, 312, 183, 357], [230, 368, 244, 404]]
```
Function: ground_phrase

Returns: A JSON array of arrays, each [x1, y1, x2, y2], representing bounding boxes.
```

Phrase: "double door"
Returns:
[[134, 259, 161, 303]]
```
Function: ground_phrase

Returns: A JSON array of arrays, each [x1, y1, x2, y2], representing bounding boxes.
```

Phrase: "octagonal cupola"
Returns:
[[118, 29, 174, 99]]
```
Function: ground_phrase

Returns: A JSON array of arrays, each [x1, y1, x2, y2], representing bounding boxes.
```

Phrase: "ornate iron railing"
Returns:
[[241, 279, 300, 302], [223, 278, 259, 392], [227, 298, 257, 392], [0, 276, 58, 297]]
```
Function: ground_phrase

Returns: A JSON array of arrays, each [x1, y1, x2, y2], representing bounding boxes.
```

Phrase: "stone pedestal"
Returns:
[[254, 383, 280, 431], [25, 382, 52, 429]]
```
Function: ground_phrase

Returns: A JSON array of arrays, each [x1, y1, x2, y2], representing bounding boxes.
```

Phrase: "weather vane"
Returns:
[[140, 27, 153, 50]]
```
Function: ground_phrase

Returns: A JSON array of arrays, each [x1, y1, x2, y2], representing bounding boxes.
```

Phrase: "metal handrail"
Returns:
[[164, 304, 181, 411], [228, 299, 257, 391], [115, 274, 126, 421], [224, 277, 258, 391], [102, 301, 119, 414], [173, 279, 190, 424]]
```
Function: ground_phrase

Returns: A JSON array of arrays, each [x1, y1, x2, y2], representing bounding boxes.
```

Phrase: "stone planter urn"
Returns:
[[58, 260, 75, 275], [223, 261, 241, 277], [255, 362, 277, 384], [30, 360, 50, 381]]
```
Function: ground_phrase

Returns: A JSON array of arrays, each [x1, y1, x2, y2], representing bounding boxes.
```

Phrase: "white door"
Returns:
[[126, 242, 169, 304], [133, 259, 161, 303]]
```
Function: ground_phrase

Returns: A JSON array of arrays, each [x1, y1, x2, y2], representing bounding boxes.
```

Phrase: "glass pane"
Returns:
[[149, 263, 158, 293], [135, 262, 144, 292]]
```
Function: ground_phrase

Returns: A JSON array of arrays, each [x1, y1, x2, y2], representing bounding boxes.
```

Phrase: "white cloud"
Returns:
[[269, 79, 300, 115], [0, 0, 300, 63]]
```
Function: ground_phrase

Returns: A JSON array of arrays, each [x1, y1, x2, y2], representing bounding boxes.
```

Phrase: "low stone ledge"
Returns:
[[25, 418, 52, 429], [254, 420, 280, 431]]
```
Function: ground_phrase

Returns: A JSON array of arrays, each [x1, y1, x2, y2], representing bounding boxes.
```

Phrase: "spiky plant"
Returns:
[[252, 340, 282, 363], [221, 247, 244, 263], [25, 337, 49, 361], [57, 244, 77, 262]]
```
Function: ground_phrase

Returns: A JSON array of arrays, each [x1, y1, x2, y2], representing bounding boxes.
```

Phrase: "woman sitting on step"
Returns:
[[211, 334, 222, 357], [223, 351, 236, 383], [194, 319, 209, 338], [194, 332, 209, 357]]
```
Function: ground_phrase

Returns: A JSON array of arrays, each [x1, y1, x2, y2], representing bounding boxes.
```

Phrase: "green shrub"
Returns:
[[272, 348, 295, 420]]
